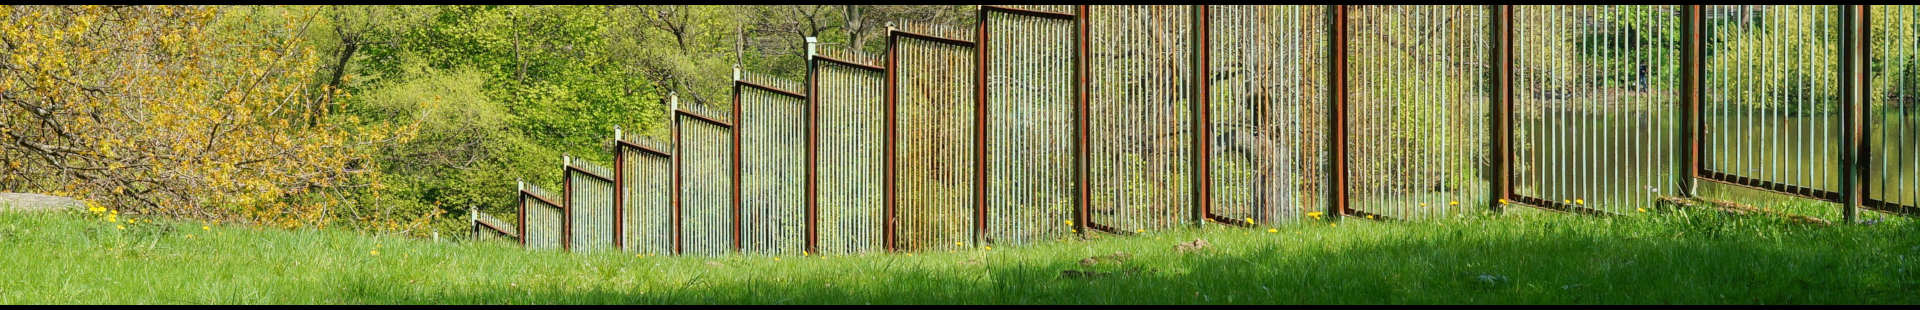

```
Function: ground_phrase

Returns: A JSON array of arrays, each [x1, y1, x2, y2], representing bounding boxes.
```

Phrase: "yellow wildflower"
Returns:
[[371, 250, 380, 256], [1244, 218, 1254, 224], [1065, 220, 1073, 226], [1498, 198, 1509, 204], [1562, 200, 1570, 204], [1637, 208, 1647, 213], [186, 234, 195, 239], [1367, 215, 1375, 220], [1267, 228, 1277, 233], [774, 257, 781, 261], [1330, 223, 1337, 227], [1449, 201, 1459, 206], [203, 226, 210, 231], [984, 246, 992, 251], [116, 225, 124, 230], [1575, 199, 1585, 205], [955, 242, 963, 246], [1135, 229, 1145, 233]]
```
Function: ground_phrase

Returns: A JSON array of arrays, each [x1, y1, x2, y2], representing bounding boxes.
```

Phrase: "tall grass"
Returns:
[[1, 205, 1914, 304]]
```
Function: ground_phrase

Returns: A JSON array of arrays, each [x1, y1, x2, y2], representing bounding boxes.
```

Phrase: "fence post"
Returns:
[[1191, 5, 1212, 226], [562, 155, 574, 251], [974, 10, 990, 246], [518, 180, 527, 247], [729, 65, 745, 252], [669, 92, 684, 255], [1840, 5, 1868, 223], [612, 126, 625, 250], [1489, 5, 1512, 213], [1680, 5, 1702, 199], [804, 37, 819, 255], [883, 25, 900, 251], [1073, 5, 1091, 236], [1327, 5, 1349, 220]]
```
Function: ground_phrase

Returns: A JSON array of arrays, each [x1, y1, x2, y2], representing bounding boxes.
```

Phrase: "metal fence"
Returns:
[[564, 156, 616, 252], [889, 23, 978, 251], [675, 100, 736, 256], [517, 181, 563, 250], [614, 129, 674, 254], [737, 71, 808, 255], [501, 5, 1919, 257], [981, 5, 1077, 244], [811, 48, 888, 255]]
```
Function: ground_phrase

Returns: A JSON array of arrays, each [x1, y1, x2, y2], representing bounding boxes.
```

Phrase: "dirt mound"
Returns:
[[0, 193, 85, 213]]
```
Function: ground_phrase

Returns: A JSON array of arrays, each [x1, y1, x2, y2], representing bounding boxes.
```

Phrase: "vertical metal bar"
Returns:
[[1840, 5, 1867, 222], [975, 7, 990, 246], [1074, 5, 1091, 236], [1491, 5, 1512, 213], [1680, 5, 1702, 198], [730, 79, 745, 252], [518, 181, 527, 247], [1191, 5, 1212, 225], [1328, 5, 1348, 219], [805, 51, 819, 255], [563, 157, 574, 252], [884, 29, 900, 250], [613, 131, 625, 250]]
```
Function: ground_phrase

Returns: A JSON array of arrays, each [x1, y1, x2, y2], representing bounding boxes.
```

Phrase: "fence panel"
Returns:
[[616, 136, 674, 254], [677, 105, 736, 255], [1510, 5, 1682, 214], [1345, 5, 1491, 220], [1869, 5, 1920, 213], [473, 210, 518, 242], [737, 72, 808, 255], [518, 183, 564, 250], [981, 5, 1076, 245], [890, 24, 977, 251], [1206, 5, 1329, 225], [1698, 6, 1843, 203], [566, 158, 616, 252], [813, 49, 887, 255], [1086, 5, 1195, 232]]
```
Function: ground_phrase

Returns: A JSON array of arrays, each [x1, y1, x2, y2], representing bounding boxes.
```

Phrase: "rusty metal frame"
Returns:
[[1191, 5, 1217, 227], [1490, 5, 1512, 213], [1681, 5, 1702, 199], [1841, 4, 1866, 222], [1073, 5, 1092, 236], [975, 6, 989, 246], [673, 107, 734, 254], [806, 50, 819, 255], [1328, 5, 1348, 220], [729, 81, 745, 252], [884, 29, 899, 252]]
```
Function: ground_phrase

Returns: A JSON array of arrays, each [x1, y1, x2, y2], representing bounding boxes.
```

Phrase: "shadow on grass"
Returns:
[[334, 214, 1920, 304]]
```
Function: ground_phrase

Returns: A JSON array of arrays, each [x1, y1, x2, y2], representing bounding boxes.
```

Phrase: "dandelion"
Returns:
[[202, 225, 210, 231], [1575, 199, 1585, 205], [1064, 220, 1073, 226], [116, 225, 124, 230], [1244, 217, 1254, 224], [370, 250, 380, 256], [186, 234, 195, 239], [1449, 201, 1459, 206], [1330, 223, 1337, 227], [774, 257, 781, 261], [955, 242, 963, 246], [1267, 229, 1277, 233], [984, 246, 992, 251], [1562, 200, 1570, 204], [1499, 198, 1510, 205], [1637, 208, 1647, 213], [1367, 215, 1375, 220], [1135, 229, 1145, 233]]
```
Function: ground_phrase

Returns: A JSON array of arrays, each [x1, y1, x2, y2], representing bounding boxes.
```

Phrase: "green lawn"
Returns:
[[1, 204, 1915, 304]]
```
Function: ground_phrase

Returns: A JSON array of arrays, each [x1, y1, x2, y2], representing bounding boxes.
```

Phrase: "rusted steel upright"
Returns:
[[518, 180, 527, 247], [974, 7, 990, 246], [883, 27, 899, 251], [1840, 5, 1867, 223], [1490, 5, 1512, 213], [1073, 5, 1091, 236], [1680, 5, 1702, 198], [1191, 5, 1212, 226], [729, 68, 745, 252], [804, 38, 820, 255], [562, 156, 574, 251], [612, 128, 625, 250], [1328, 5, 1349, 219], [670, 94, 684, 255]]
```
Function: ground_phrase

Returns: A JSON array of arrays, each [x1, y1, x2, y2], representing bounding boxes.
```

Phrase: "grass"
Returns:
[[1, 204, 1916, 304]]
